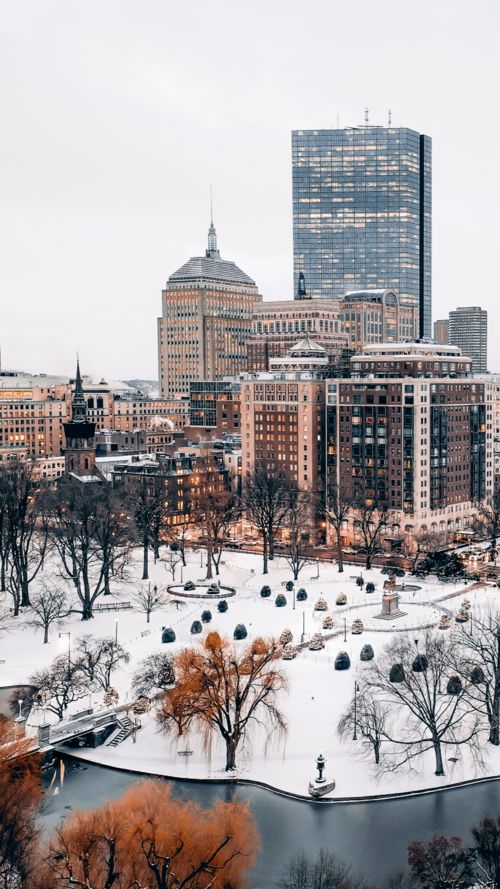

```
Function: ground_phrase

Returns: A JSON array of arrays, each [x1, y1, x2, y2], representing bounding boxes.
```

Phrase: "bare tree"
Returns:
[[405, 528, 444, 574], [132, 653, 175, 697], [363, 631, 484, 776], [277, 848, 361, 889], [133, 583, 166, 623], [454, 608, 500, 745], [338, 687, 388, 765], [92, 491, 131, 595], [353, 501, 392, 569], [48, 480, 128, 620], [243, 468, 292, 574], [30, 656, 87, 720], [158, 633, 287, 770], [163, 549, 182, 583], [476, 490, 500, 562], [408, 835, 474, 889], [195, 484, 238, 580], [126, 475, 166, 580], [0, 460, 49, 613], [0, 485, 10, 594], [283, 490, 314, 580], [75, 635, 129, 691], [163, 512, 196, 567], [322, 478, 353, 573], [30, 583, 68, 644]]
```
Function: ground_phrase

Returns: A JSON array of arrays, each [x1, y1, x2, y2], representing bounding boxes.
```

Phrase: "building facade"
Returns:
[[247, 299, 347, 372], [339, 290, 418, 351], [433, 319, 449, 345], [157, 220, 261, 399], [0, 373, 188, 460], [448, 306, 488, 373], [326, 343, 493, 541], [292, 126, 432, 336]]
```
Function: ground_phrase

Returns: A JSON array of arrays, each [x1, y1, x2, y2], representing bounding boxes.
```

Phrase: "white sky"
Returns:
[[1, 0, 498, 380]]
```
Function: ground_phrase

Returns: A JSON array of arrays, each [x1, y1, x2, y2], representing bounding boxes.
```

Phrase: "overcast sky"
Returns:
[[1, 0, 498, 380]]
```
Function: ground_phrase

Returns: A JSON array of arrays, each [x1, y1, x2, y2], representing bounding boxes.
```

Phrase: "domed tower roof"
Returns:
[[168, 218, 256, 288]]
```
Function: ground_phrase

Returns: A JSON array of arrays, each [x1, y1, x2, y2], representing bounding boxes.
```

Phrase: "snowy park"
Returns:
[[2, 545, 500, 801]]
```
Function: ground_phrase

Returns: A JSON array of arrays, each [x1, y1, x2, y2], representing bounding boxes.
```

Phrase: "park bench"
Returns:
[[94, 601, 132, 613]]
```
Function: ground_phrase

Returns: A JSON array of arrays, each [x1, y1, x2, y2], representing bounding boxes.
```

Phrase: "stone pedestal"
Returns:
[[374, 591, 407, 621]]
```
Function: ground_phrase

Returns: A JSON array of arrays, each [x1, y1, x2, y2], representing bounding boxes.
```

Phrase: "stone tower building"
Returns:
[[63, 360, 97, 478]]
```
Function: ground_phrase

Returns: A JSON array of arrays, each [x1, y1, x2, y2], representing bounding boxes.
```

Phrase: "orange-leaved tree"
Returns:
[[0, 715, 41, 888], [38, 779, 258, 889], [158, 633, 287, 770]]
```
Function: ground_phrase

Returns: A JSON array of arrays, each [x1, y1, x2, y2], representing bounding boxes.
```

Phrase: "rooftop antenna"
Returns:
[[364, 107, 369, 125], [210, 184, 213, 225], [388, 108, 392, 126]]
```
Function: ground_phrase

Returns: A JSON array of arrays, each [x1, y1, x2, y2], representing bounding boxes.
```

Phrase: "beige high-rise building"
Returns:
[[157, 220, 262, 398]]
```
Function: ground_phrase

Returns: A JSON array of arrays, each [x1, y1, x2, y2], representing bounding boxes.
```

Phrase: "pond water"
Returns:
[[40, 756, 500, 887]]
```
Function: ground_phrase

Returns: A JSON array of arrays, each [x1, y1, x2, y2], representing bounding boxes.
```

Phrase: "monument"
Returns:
[[308, 753, 336, 798], [374, 577, 407, 621]]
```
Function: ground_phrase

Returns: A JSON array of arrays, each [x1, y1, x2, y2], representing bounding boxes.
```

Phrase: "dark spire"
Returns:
[[206, 185, 220, 259], [296, 271, 309, 300], [71, 357, 87, 423]]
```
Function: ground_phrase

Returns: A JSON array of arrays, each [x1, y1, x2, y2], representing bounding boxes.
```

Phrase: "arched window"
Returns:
[[87, 397, 94, 409], [96, 397, 104, 409], [70, 458, 74, 470], [84, 458, 89, 471]]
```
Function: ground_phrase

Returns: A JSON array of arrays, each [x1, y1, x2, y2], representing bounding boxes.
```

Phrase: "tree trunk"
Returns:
[[262, 535, 268, 575], [268, 525, 275, 561], [104, 564, 111, 595], [489, 690, 500, 745], [205, 545, 213, 580], [336, 529, 344, 573], [374, 740, 380, 764], [82, 597, 93, 620], [147, 610, 151, 624], [142, 534, 149, 580], [225, 735, 238, 771], [365, 553, 372, 570], [0, 559, 5, 592], [43, 625, 49, 643], [20, 578, 30, 608], [433, 737, 445, 776]]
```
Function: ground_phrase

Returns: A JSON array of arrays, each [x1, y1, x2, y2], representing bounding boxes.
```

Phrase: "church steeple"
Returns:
[[205, 186, 220, 259], [71, 358, 88, 423]]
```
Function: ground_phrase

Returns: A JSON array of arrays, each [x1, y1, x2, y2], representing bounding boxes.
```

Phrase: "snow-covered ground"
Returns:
[[1, 548, 499, 800]]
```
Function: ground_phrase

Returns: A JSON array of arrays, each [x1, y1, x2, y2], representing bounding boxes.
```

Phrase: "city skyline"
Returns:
[[1, 1, 499, 379]]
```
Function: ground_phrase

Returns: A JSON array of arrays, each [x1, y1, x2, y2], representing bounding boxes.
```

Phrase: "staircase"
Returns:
[[107, 715, 135, 747]]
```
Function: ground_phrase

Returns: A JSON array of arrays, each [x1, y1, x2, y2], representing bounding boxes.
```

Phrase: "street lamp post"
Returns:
[[353, 681, 359, 741], [115, 620, 118, 645], [17, 698, 23, 721], [343, 617, 347, 643], [58, 632, 71, 671]]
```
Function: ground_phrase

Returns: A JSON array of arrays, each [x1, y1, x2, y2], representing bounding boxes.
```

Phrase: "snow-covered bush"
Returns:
[[356, 576, 364, 588], [309, 633, 325, 651], [322, 615, 334, 630], [184, 581, 196, 591], [412, 654, 428, 673], [366, 582, 375, 594], [335, 651, 350, 670], [447, 675, 462, 695], [360, 644, 374, 661], [275, 594, 287, 607], [260, 585, 271, 598], [389, 663, 405, 683], [297, 588, 307, 601], [314, 596, 328, 611], [336, 593, 347, 606], [190, 621, 202, 634], [286, 580, 294, 592], [201, 610, 212, 623], [233, 623, 248, 640], [279, 628, 293, 646], [217, 599, 228, 613], [161, 627, 176, 644]]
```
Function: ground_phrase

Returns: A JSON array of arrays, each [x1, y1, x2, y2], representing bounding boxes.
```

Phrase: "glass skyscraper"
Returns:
[[292, 126, 432, 337]]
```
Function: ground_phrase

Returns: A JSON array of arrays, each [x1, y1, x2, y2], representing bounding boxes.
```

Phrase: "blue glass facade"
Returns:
[[292, 127, 432, 337]]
